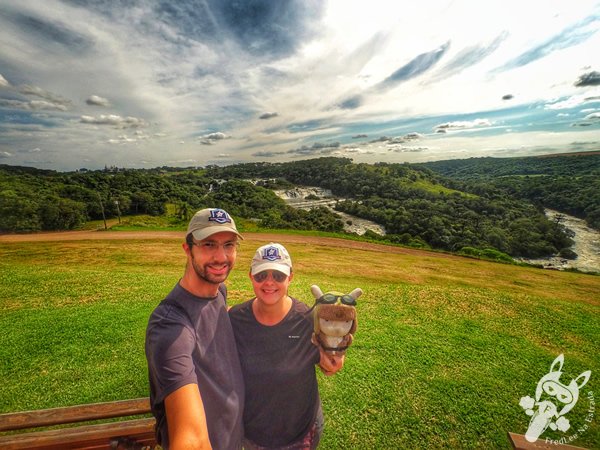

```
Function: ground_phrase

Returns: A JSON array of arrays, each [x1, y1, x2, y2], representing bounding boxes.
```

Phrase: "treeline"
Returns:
[[2, 153, 593, 259], [0, 165, 199, 232], [0, 165, 344, 234], [418, 153, 600, 229], [208, 158, 575, 258]]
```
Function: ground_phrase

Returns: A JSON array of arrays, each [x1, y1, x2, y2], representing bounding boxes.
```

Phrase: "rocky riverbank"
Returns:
[[516, 209, 600, 273], [274, 187, 386, 236]]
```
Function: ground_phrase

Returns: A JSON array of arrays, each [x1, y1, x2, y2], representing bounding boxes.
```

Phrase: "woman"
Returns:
[[229, 243, 343, 449]]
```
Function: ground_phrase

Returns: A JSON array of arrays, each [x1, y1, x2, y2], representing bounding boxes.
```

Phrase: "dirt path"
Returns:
[[0, 230, 455, 259]]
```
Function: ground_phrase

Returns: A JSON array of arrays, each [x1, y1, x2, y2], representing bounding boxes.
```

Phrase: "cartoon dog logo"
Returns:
[[519, 354, 591, 442]]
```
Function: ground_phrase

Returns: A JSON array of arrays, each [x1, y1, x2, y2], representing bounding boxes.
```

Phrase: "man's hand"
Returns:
[[318, 348, 345, 376]]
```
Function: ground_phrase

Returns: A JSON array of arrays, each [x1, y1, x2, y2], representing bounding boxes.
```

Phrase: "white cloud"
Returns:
[[86, 95, 111, 107], [80, 114, 147, 128], [259, 112, 278, 119], [108, 135, 137, 144], [30, 100, 69, 111], [545, 92, 600, 110], [434, 119, 492, 131], [199, 132, 230, 145], [0, 98, 69, 111]]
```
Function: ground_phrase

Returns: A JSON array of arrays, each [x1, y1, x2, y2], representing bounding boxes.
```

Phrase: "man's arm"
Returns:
[[164, 383, 212, 450]]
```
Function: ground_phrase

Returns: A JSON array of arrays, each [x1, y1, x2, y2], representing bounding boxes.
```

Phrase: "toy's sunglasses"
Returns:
[[316, 293, 357, 306], [253, 270, 288, 283]]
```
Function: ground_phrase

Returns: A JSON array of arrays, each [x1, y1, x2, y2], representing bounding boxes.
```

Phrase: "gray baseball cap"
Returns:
[[187, 208, 243, 241]]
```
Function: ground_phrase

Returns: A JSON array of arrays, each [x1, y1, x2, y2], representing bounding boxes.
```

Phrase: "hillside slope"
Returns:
[[1, 230, 598, 448], [419, 152, 600, 229]]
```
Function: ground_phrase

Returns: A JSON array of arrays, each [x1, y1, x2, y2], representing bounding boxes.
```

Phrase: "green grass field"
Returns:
[[0, 233, 598, 449]]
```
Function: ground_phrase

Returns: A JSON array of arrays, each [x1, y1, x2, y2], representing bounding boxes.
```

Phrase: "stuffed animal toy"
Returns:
[[310, 285, 361, 356]]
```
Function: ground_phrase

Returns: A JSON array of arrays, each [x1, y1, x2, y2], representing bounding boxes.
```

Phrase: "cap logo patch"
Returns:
[[208, 209, 232, 224], [262, 246, 281, 261]]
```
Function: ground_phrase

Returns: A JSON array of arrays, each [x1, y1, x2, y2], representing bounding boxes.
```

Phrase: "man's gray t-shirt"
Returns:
[[145, 283, 244, 450]]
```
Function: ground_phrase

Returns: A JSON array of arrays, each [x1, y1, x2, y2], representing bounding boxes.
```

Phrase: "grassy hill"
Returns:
[[0, 231, 598, 448]]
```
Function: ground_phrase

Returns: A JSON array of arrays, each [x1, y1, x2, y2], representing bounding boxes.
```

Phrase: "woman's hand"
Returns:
[[318, 349, 345, 376]]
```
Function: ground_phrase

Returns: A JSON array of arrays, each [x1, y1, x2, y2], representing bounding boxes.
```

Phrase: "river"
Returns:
[[516, 209, 600, 274], [274, 187, 386, 236], [276, 188, 599, 274]]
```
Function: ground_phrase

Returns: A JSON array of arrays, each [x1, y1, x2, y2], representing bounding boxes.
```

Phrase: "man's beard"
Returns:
[[190, 253, 231, 284]]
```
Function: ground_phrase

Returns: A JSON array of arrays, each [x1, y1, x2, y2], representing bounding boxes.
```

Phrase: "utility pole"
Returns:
[[114, 200, 121, 224], [97, 192, 107, 230]]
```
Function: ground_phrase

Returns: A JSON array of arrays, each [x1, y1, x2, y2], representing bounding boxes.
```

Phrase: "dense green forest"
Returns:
[[0, 164, 343, 235], [2, 152, 597, 260], [418, 152, 600, 229], [208, 157, 581, 258]]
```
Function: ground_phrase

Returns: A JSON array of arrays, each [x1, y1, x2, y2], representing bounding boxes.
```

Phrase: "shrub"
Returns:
[[558, 248, 578, 260]]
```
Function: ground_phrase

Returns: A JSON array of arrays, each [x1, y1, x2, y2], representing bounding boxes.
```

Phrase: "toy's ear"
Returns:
[[349, 288, 363, 300], [574, 371, 591, 390], [550, 354, 564, 374], [311, 285, 324, 300]]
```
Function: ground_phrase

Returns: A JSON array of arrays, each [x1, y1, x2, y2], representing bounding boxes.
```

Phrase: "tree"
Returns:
[[0, 190, 41, 232], [38, 197, 87, 230]]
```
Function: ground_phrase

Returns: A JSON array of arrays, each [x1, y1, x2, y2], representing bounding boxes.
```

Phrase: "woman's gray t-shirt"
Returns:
[[229, 298, 320, 447]]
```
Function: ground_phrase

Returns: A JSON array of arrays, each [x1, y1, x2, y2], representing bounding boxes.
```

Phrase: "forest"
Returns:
[[1, 151, 598, 260], [0, 164, 344, 236], [418, 153, 600, 229]]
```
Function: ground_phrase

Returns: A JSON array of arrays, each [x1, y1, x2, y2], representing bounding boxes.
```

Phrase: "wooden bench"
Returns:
[[508, 432, 587, 450], [0, 398, 157, 450]]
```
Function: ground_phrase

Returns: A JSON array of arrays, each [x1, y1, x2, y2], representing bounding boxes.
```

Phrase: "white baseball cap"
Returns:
[[250, 243, 292, 276]]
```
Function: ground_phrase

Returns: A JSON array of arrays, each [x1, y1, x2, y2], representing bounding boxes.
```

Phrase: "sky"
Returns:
[[0, 0, 599, 171]]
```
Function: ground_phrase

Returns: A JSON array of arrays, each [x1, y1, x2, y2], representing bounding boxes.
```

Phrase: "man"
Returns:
[[145, 208, 245, 450]]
